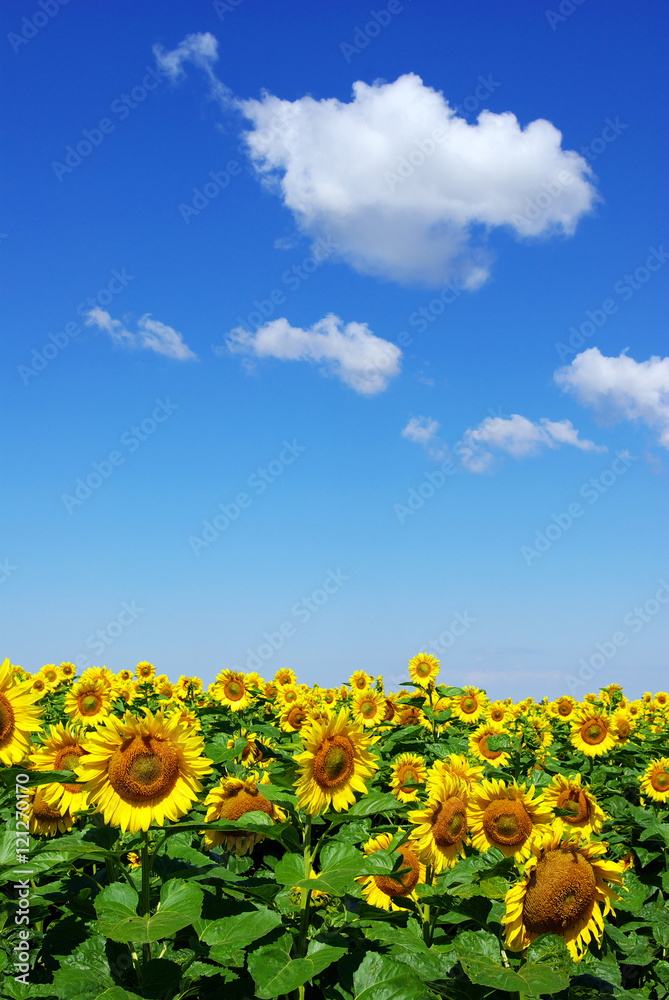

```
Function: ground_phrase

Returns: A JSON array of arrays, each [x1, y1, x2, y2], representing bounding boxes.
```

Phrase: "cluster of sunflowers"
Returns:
[[1, 652, 668, 998]]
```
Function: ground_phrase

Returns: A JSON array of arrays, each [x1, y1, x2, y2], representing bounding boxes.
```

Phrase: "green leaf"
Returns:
[[248, 936, 347, 999], [436, 686, 466, 698], [95, 879, 203, 944], [51, 964, 143, 1000], [351, 952, 433, 999], [0, 768, 77, 788], [454, 930, 569, 995], [201, 904, 282, 961], [525, 933, 575, 978]]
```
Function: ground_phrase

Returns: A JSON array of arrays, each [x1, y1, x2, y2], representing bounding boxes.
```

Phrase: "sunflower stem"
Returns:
[[296, 816, 312, 961], [139, 831, 153, 965]]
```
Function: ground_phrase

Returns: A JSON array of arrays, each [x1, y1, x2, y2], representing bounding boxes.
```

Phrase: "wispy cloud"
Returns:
[[85, 308, 197, 361], [222, 314, 401, 394]]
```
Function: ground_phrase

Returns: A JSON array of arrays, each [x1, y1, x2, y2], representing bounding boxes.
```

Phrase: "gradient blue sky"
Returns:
[[2, 0, 667, 700]]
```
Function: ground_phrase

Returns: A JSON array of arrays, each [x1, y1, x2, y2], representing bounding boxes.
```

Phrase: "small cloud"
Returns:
[[401, 415, 448, 459], [555, 347, 669, 449], [459, 413, 605, 471], [85, 308, 197, 361], [224, 313, 401, 394]]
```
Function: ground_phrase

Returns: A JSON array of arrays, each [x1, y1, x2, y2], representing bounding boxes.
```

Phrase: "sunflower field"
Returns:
[[1, 655, 669, 1000]]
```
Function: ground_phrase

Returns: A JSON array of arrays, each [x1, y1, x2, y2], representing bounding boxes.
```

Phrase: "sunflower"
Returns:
[[468, 778, 552, 862], [0, 658, 43, 766], [542, 773, 606, 837], [611, 708, 635, 743], [409, 772, 469, 870], [39, 664, 61, 688], [30, 676, 49, 698], [203, 776, 283, 855], [75, 708, 213, 833], [279, 700, 311, 732], [640, 757, 669, 803], [655, 691, 669, 709], [469, 722, 510, 769], [357, 832, 426, 910], [29, 723, 92, 813], [570, 711, 616, 758], [274, 667, 297, 687], [294, 708, 379, 815], [29, 787, 75, 837], [117, 669, 134, 684], [349, 670, 374, 693], [215, 670, 254, 712], [407, 653, 440, 689], [487, 701, 511, 725], [352, 688, 385, 727], [229, 729, 275, 769], [64, 677, 112, 727], [503, 824, 625, 961], [135, 661, 155, 682], [550, 696, 577, 721], [450, 686, 487, 725], [390, 753, 427, 803], [428, 754, 483, 795], [276, 683, 301, 708], [59, 662, 77, 682]]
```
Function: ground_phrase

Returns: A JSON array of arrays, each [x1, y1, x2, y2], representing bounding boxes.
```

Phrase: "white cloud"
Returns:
[[151, 37, 597, 289], [85, 308, 197, 361], [223, 314, 401, 394], [238, 73, 596, 287], [460, 413, 605, 471], [555, 347, 669, 448], [402, 411, 604, 472]]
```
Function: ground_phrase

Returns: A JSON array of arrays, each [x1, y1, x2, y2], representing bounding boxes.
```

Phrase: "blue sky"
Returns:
[[2, 0, 667, 700]]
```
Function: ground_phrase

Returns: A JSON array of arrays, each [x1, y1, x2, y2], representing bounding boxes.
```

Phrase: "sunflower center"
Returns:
[[461, 697, 477, 713], [482, 799, 532, 847], [313, 735, 355, 788], [0, 693, 15, 743], [416, 662, 431, 677], [360, 699, 376, 718], [383, 699, 395, 721], [431, 797, 467, 846], [45, 670, 57, 683], [79, 693, 103, 716], [477, 735, 502, 760], [218, 785, 273, 823], [652, 769, 669, 792], [617, 721, 631, 738], [288, 707, 307, 729], [491, 709, 504, 721], [399, 767, 418, 792], [225, 681, 244, 701], [374, 845, 421, 897], [558, 702, 572, 717], [556, 788, 589, 824], [32, 791, 64, 821], [581, 720, 606, 745], [523, 849, 597, 936], [108, 735, 179, 803], [56, 745, 86, 793]]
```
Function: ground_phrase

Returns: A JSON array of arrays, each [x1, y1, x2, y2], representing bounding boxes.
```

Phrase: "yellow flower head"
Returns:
[[640, 757, 669, 803], [0, 658, 43, 766], [503, 824, 625, 961], [450, 686, 487, 724], [64, 677, 112, 727], [349, 670, 374, 692], [294, 708, 379, 815], [135, 661, 156, 682], [542, 772, 606, 837], [75, 708, 212, 833], [407, 653, 440, 689], [202, 776, 282, 855], [28, 786, 75, 838], [408, 771, 469, 871], [468, 778, 552, 862], [469, 721, 510, 769], [357, 832, 426, 910], [215, 670, 254, 712], [390, 753, 427, 803], [352, 688, 385, 727], [29, 722, 92, 814], [570, 711, 616, 758]]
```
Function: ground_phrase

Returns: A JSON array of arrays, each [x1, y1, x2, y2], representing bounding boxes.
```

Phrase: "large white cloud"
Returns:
[[152, 35, 597, 288], [239, 74, 596, 287], [403, 412, 604, 472], [555, 347, 669, 448], [85, 308, 197, 361], [224, 314, 401, 394]]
